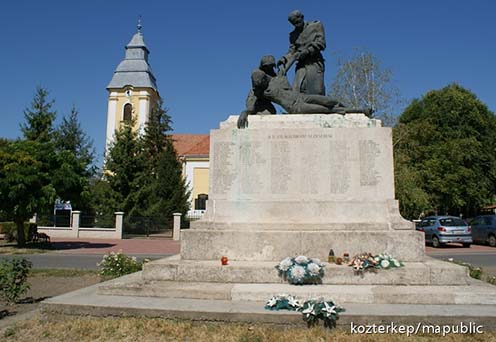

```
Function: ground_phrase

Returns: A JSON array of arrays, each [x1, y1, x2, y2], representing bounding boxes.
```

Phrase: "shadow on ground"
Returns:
[[48, 241, 116, 251]]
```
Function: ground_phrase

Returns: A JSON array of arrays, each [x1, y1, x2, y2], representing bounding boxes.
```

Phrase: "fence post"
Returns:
[[173, 213, 182, 241], [72, 211, 81, 238], [115, 212, 124, 239]]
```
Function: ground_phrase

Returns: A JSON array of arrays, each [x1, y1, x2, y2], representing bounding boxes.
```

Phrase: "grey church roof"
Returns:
[[107, 23, 158, 91]]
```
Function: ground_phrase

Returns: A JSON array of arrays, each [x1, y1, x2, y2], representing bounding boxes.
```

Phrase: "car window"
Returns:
[[471, 217, 483, 225], [439, 218, 467, 226], [428, 219, 436, 226], [418, 220, 428, 227], [484, 217, 493, 225]]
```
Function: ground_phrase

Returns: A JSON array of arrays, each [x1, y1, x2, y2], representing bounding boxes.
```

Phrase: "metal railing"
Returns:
[[124, 216, 173, 238], [80, 215, 115, 229], [37, 215, 71, 228]]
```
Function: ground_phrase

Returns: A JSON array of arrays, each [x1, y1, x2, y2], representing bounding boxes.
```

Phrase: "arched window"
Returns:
[[123, 103, 132, 121]]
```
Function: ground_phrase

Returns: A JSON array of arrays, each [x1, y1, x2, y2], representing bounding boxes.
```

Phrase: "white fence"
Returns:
[[37, 211, 124, 240]]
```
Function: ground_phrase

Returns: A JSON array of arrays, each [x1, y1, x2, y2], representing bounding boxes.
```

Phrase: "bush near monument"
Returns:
[[0, 257, 32, 304], [97, 251, 148, 279]]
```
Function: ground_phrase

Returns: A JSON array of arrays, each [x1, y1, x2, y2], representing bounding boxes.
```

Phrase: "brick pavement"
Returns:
[[49, 237, 180, 255]]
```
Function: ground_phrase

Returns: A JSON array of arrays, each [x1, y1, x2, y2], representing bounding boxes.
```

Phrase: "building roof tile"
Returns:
[[172, 134, 210, 157]]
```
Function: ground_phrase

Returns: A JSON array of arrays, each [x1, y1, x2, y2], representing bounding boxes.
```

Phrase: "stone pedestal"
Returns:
[[100, 114, 489, 306], [186, 113, 423, 262]]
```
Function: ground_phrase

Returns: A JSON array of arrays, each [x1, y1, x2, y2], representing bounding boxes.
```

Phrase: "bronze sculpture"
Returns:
[[277, 10, 326, 95]]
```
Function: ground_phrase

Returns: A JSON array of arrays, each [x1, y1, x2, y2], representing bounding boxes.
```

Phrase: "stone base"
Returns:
[[181, 229, 425, 262], [97, 255, 489, 306], [99, 276, 495, 306], [138, 256, 468, 285]]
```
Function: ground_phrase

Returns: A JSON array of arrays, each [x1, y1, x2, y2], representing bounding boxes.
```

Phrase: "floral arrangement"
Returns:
[[264, 294, 301, 311], [276, 255, 325, 285], [265, 294, 345, 328], [350, 252, 404, 272]]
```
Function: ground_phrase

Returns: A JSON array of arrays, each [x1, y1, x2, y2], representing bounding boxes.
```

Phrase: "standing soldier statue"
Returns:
[[277, 10, 326, 95]]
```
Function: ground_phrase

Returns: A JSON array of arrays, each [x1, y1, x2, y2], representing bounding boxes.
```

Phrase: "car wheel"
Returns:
[[489, 235, 496, 247], [462, 243, 471, 248], [432, 236, 441, 248]]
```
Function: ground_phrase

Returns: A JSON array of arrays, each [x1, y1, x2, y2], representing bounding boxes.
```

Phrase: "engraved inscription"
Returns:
[[359, 140, 381, 186], [329, 140, 351, 194], [299, 141, 320, 194], [239, 141, 266, 194], [270, 140, 291, 194], [212, 142, 236, 194]]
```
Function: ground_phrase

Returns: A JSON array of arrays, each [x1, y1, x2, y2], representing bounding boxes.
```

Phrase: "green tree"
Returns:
[[330, 49, 401, 126], [127, 100, 190, 220], [394, 84, 496, 218], [55, 105, 95, 175], [0, 140, 55, 246], [53, 106, 95, 210], [20, 87, 56, 143], [104, 119, 144, 213]]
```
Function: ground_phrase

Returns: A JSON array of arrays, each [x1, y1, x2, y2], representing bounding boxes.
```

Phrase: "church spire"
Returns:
[[107, 19, 157, 91], [137, 16, 142, 33]]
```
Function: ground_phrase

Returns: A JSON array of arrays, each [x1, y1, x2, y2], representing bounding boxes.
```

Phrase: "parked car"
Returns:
[[470, 215, 496, 247], [415, 216, 472, 248]]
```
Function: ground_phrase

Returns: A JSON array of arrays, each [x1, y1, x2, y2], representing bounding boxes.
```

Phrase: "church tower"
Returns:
[[105, 20, 159, 151]]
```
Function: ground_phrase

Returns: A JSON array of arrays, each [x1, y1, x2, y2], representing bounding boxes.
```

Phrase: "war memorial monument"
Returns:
[[45, 10, 496, 325]]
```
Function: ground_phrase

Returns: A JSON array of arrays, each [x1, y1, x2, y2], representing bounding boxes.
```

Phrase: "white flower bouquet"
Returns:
[[265, 294, 345, 329], [276, 255, 325, 285]]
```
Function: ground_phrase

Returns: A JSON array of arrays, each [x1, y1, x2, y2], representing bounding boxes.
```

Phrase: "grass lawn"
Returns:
[[2, 316, 494, 341]]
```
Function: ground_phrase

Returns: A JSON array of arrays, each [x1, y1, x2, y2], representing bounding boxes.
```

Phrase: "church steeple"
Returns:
[[107, 19, 157, 91], [105, 19, 160, 152]]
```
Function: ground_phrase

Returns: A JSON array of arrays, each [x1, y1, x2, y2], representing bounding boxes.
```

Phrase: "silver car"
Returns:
[[415, 216, 472, 248], [471, 215, 496, 247]]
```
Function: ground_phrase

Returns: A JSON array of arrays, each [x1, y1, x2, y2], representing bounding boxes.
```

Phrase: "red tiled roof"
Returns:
[[171, 134, 210, 157]]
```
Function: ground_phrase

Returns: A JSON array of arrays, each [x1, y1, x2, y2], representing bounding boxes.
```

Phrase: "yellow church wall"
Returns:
[[108, 87, 159, 133], [192, 167, 209, 210]]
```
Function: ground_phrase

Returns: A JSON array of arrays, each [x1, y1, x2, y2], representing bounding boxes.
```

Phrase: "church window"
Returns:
[[123, 103, 132, 121]]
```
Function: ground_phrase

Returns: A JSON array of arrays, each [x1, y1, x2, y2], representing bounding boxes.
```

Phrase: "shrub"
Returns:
[[0, 258, 32, 304], [97, 251, 146, 279]]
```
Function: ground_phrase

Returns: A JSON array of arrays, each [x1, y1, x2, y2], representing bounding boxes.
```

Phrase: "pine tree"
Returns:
[[128, 100, 190, 220], [48, 106, 96, 210], [56, 105, 95, 176], [20, 87, 56, 142], [104, 118, 144, 213]]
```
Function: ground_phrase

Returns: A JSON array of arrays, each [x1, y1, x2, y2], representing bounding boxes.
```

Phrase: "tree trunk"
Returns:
[[14, 218, 26, 247]]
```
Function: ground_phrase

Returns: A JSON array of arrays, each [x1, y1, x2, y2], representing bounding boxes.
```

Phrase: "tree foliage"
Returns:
[[104, 100, 190, 223], [394, 84, 496, 219], [0, 140, 55, 245], [20, 87, 56, 143], [104, 118, 144, 213], [330, 49, 401, 126], [53, 106, 95, 210]]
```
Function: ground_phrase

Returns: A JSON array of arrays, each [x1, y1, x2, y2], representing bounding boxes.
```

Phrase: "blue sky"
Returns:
[[1, 1, 495, 164]]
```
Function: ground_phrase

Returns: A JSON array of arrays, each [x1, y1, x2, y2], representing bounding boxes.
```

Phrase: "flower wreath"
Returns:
[[276, 255, 325, 285], [265, 294, 345, 328]]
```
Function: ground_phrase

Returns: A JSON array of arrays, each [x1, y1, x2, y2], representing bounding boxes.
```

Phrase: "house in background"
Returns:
[[172, 134, 210, 216]]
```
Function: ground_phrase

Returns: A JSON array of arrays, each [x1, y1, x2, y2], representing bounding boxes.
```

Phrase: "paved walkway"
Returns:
[[48, 237, 180, 255]]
